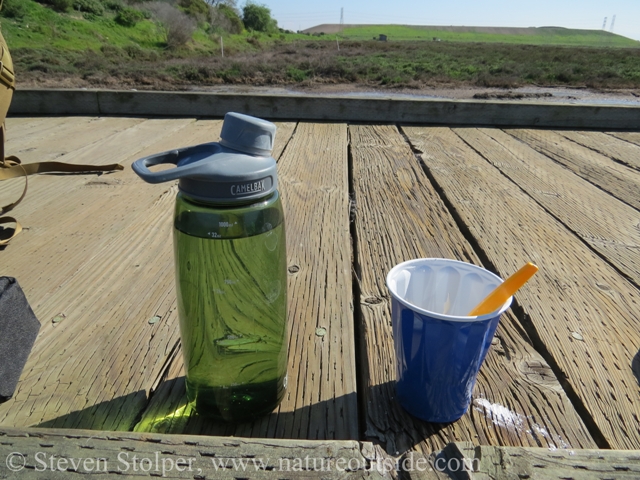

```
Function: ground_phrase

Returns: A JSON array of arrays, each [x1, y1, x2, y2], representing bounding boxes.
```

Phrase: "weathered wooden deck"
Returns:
[[1, 109, 640, 477]]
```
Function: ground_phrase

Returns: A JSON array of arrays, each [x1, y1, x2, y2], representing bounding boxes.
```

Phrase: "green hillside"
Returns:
[[308, 24, 639, 48], [1, 0, 639, 90], [1, 0, 226, 52]]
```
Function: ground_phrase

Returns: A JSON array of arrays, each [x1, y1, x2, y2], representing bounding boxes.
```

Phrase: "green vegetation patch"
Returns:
[[2, 0, 639, 90], [339, 24, 639, 48]]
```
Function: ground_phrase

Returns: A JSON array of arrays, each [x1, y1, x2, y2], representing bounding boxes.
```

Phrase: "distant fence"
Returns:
[[9, 89, 640, 129]]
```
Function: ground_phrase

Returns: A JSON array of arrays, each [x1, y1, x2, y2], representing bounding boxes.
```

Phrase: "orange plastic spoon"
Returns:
[[468, 262, 538, 316]]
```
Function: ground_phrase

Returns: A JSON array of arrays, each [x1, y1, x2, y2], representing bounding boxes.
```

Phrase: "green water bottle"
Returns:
[[133, 113, 287, 422]]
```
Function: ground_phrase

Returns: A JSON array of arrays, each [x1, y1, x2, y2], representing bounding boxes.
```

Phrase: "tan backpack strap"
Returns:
[[0, 126, 26, 215], [0, 216, 21, 246], [0, 33, 15, 91], [0, 25, 23, 246], [0, 152, 124, 244], [0, 158, 124, 180], [0, 156, 27, 215], [1, 156, 124, 210]]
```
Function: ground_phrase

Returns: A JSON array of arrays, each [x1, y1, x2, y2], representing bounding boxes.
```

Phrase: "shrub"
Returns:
[[123, 44, 158, 61], [286, 66, 308, 82], [115, 7, 145, 27], [246, 33, 260, 46], [73, 0, 104, 15], [100, 44, 126, 60], [40, 0, 73, 13], [1, 0, 27, 19], [178, 0, 209, 21], [143, 2, 196, 49], [211, 3, 243, 34], [242, 2, 276, 33], [103, 0, 123, 11], [74, 49, 108, 71]]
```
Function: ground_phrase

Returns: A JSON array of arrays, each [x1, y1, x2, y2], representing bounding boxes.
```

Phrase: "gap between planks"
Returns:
[[133, 122, 359, 441], [349, 123, 594, 456], [402, 125, 640, 450], [455, 128, 640, 288]]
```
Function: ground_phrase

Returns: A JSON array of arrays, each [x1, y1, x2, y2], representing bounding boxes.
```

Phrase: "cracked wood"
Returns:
[[350, 124, 594, 456], [403, 126, 640, 450]]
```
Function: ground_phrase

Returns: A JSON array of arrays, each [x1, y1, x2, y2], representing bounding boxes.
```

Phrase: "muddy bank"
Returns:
[[18, 76, 640, 106], [182, 83, 640, 106]]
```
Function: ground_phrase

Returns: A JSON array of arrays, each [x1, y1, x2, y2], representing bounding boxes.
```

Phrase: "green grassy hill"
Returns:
[[0, 0, 303, 85], [1, 0, 212, 51], [305, 24, 639, 48], [2, 1, 639, 90]]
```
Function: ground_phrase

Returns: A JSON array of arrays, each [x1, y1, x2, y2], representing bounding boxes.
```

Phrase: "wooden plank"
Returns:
[[3, 118, 294, 223], [1, 119, 203, 300], [556, 130, 640, 171], [0, 426, 385, 479], [1, 117, 197, 229], [456, 128, 640, 286], [608, 131, 640, 146], [0, 119, 233, 431], [0, 119, 297, 432], [403, 126, 640, 450], [5, 116, 146, 163], [506, 129, 640, 211], [349, 124, 595, 456], [9, 89, 640, 128], [408, 443, 640, 480], [135, 122, 359, 440], [4, 116, 94, 147], [1, 116, 147, 214]]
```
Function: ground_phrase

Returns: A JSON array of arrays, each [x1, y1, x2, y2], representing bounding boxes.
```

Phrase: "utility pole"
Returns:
[[610, 14, 616, 32], [337, 7, 343, 50], [602, 16, 607, 30]]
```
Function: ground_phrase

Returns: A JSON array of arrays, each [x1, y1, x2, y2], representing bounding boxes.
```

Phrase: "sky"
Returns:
[[263, 0, 640, 41]]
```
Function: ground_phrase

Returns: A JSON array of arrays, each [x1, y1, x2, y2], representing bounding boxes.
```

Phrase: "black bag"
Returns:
[[0, 277, 40, 402]]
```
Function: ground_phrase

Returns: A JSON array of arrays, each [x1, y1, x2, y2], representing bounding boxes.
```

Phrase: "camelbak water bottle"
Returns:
[[133, 113, 287, 422]]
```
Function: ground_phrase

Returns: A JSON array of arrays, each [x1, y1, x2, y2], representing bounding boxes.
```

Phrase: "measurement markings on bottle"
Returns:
[[219, 221, 237, 227], [207, 232, 221, 238]]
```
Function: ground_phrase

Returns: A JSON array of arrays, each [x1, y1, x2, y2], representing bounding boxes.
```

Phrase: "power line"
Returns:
[[609, 14, 616, 32]]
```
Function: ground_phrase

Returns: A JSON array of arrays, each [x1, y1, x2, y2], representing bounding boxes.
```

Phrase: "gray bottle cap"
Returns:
[[219, 112, 276, 156], [132, 113, 278, 205]]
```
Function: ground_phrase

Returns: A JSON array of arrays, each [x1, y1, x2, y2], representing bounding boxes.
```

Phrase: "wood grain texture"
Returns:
[[2, 119, 215, 305], [408, 443, 640, 480], [349, 124, 594, 456], [1, 116, 148, 224], [0, 426, 386, 479], [1, 118, 196, 226], [607, 131, 640, 146], [506, 129, 640, 211], [0, 119, 234, 431], [455, 128, 640, 286], [403, 126, 640, 450], [1, 121, 295, 303], [557, 130, 640, 171], [5, 116, 145, 159], [134, 122, 359, 441]]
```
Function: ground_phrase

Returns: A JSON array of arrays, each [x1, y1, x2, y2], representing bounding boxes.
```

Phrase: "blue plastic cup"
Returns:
[[386, 258, 512, 423]]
